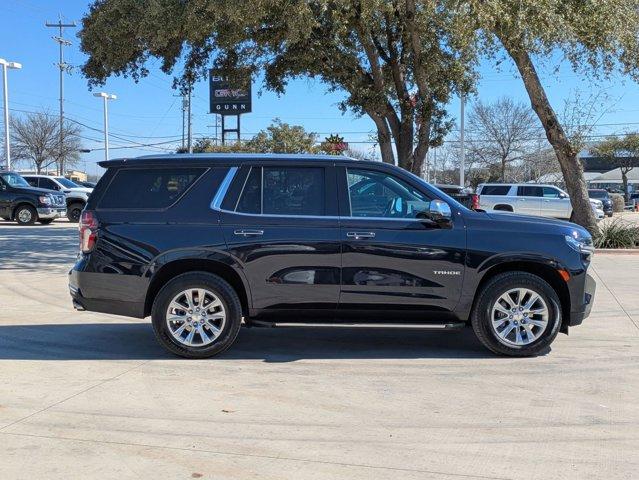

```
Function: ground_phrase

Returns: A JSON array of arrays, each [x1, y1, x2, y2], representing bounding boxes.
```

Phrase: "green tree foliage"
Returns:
[[591, 133, 639, 202], [79, 0, 474, 174], [245, 119, 318, 153]]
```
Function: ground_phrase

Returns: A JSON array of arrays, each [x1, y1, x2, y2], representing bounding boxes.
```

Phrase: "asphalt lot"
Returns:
[[0, 221, 637, 479]]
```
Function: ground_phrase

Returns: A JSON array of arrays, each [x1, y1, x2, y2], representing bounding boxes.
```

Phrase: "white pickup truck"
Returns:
[[476, 183, 604, 220]]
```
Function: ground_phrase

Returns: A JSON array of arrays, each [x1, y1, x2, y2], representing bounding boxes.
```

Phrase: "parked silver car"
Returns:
[[477, 183, 604, 220]]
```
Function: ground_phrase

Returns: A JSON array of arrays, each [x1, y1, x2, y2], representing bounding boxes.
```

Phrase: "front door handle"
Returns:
[[234, 229, 264, 237], [346, 231, 375, 239]]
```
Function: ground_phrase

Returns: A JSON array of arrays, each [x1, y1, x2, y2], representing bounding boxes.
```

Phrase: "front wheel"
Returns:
[[151, 272, 242, 358], [471, 272, 562, 356], [15, 205, 37, 225]]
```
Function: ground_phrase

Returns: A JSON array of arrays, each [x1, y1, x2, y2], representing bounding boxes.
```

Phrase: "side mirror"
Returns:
[[559, 192, 568, 199], [429, 199, 452, 227]]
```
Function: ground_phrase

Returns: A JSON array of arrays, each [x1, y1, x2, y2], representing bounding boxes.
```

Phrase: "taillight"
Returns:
[[471, 194, 480, 210], [79, 210, 98, 253]]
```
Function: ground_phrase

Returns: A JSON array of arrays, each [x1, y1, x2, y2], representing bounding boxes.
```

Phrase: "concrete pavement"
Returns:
[[0, 221, 637, 479]]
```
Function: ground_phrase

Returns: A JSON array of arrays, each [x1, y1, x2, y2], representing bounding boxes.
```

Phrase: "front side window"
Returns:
[[99, 168, 206, 209], [347, 169, 431, 219], [39, 178, 60, 191], [542, 187, 561, 198], [234, 166, 326, 216], [55, 177, 80, 188]]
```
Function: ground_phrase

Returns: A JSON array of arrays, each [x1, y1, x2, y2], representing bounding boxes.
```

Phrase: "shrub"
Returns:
[[594, 219, 639, 249]]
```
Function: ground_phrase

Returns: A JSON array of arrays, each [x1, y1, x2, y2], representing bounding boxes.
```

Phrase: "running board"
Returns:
[[246, 320, 466, 330]]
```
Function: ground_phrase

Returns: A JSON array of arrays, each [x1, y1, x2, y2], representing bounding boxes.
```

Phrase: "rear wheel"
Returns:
[[15, 205, 37, 225], [471, 272, 562, 356], [67, 202, 84, 222], [151, 272, 242, 358]]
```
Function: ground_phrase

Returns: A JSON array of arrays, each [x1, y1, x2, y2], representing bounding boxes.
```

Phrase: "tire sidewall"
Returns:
[[67, 203, 84, 223], [15, 205, 37, 225], [151, 273, 242, 358], [472, 273, 562, 356]]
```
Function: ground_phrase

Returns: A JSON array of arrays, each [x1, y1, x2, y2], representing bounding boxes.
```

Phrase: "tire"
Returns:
[[38, 219, 54, 225], [67, 202, 84, 223], [471, 272, 562, 357], [151, 272, 242, 358], [14, 205, 37, 226]]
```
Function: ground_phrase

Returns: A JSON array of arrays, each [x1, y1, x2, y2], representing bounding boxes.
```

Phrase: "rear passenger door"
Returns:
[[516, 186, 542, 216], [216, 163, 341, 315]]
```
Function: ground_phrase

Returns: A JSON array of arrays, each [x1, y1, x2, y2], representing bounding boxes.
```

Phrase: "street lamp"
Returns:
[[93, 92, 117, 161], [0, 58, 22, 170]]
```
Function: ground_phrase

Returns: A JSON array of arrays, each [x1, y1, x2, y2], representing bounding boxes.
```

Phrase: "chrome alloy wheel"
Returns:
[[490, 288, 549, 347], [18, 208, 33, 223], [166, 288, 226, 347]]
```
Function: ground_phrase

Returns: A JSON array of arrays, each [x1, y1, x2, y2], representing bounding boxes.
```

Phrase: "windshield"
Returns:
[[588, 190, 608, 199], [55, 177, 80, 188], [0, 172, 30, 188]]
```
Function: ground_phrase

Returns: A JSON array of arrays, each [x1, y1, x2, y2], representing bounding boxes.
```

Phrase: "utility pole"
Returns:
[[46, 15, 76, 176], [0, 58, 22, 170], [187, 87, 193, 154], [460, 93, 466, 187]]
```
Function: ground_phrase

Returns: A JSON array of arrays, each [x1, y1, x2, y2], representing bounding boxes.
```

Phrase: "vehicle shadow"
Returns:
[[0, 323, 495, 361]]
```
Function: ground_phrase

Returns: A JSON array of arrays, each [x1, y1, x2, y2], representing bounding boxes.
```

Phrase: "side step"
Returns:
[[246, 320, 466, 330]]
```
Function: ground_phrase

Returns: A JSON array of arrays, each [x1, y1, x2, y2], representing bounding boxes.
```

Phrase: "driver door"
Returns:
[[336, 166, 466, 317]]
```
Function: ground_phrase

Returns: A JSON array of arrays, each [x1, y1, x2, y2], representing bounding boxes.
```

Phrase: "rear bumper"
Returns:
[[69, 267, 146, 318], [37, 207, 66, 219], [567, 273, 596, 327]]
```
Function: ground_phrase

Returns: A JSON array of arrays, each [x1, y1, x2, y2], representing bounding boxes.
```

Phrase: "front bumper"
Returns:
[[567, 272, 596, 327], [37, 207, 67, 219]]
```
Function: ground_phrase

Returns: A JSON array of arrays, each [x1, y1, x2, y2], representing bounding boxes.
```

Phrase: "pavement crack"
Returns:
[[0, 360, 149, 432]]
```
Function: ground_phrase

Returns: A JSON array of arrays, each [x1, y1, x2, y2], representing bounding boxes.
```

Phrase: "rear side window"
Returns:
[[518, 186, 543, 197], [480, 185, 510, 195], [235, 166, 326, 216], [99, 168, 206, 209]]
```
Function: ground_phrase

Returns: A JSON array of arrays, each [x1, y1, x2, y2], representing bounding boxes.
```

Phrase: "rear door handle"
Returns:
[[346, 231, 375, 239], [234, 229, 264, 237]]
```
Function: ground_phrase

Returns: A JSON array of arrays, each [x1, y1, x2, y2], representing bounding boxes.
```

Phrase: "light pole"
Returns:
[[93, 92, 116, 162], [460, 93, 465, 188], [0, 58, 22, 170]]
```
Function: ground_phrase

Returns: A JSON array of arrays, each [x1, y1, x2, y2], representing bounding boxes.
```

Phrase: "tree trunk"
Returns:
[[367, 112, 395, 165], [499, 37, 598, 234], [501, 158, 506, 182], [622, 171, 629, 203]]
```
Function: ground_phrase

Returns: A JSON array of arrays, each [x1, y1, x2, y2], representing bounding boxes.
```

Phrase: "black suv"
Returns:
[[69, 154, 596, 358], [588, 189, 613, 217], [0, 171, 67, 225]]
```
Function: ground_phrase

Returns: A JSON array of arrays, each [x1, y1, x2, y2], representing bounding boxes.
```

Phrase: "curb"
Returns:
[[595, 248, 639, 254]]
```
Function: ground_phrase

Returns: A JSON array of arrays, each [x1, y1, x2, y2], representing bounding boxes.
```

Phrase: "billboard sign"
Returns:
[[209, 71, 252, 115]]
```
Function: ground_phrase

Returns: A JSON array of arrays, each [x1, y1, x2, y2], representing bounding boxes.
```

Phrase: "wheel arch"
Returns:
[[11, 201, 36, 219], [144, 258, 250, 318], [493, 204, 513, 212], [471, 260, 571, 330]]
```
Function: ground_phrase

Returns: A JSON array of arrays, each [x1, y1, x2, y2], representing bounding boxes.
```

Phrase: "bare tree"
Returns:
[[11, 112, 82, 174], [10, 112, 58, 173], [464, 97, 539, 181]]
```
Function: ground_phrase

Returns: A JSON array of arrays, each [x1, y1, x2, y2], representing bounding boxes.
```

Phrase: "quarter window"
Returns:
[[480, 185, 511, 195], [347, 169, 431, 219], [98, 168, 206, 209], [234, 166, 326, 216]]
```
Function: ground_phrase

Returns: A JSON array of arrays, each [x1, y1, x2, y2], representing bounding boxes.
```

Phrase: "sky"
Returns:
[[2, 0, 639, 177]]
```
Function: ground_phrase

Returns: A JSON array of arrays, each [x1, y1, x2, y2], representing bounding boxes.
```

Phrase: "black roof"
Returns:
[[99, 153, 377, 168]]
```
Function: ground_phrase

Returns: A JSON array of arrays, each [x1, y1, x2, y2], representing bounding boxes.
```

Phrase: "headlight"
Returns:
[[565, 231, 594, 255], [38, 195, 52, 205]]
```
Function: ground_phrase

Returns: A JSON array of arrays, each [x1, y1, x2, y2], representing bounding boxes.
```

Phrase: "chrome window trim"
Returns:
[[210, 165, 450, 223]]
